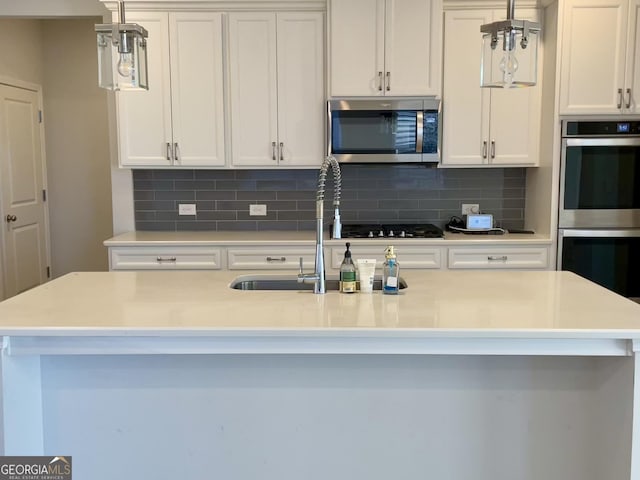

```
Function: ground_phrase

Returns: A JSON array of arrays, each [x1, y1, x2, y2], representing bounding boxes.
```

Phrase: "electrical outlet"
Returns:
[[461, 203, 480, 215], [178, 203, 197, 216], [249, 204, 267, 216]]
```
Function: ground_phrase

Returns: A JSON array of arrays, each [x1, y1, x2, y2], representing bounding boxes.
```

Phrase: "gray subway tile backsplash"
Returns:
[[133, 165, 527, 231]]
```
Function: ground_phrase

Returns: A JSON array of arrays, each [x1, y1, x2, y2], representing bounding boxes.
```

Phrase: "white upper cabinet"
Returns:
[[228, 12, 325, 167], [329, 0, 442, 96], [118, 12, 225, 167], [559, 0, 640, 114], [441, 8, 541, 167]]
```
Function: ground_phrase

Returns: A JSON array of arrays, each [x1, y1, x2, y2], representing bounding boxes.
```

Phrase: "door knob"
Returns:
[[6, 214, 17, 223]]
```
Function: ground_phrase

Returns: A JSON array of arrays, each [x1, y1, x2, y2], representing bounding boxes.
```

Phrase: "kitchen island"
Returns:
[[1, 270, 639, 480]]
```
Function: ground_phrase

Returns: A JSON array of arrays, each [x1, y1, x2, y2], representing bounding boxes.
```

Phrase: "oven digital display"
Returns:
[[617, 123, 630, 133]]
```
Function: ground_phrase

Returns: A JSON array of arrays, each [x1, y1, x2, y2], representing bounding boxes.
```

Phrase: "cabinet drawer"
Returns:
[[110, 247, 223, 270], [227, 247, 315, 270], [330, 245, 443, 270], [447, 247, 549, 269]]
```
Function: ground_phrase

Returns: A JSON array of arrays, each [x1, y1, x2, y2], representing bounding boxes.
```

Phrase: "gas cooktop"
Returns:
[[334, 223, 444, 239]]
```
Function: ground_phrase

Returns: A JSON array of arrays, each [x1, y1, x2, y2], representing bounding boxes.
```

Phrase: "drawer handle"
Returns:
[[266, 256, 286, 262], [487, 255, 508, 261], [156, 256, 177, 262]]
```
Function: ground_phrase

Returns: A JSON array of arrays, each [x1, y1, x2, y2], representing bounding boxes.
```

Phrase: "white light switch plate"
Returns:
[[178, 204, 197, 216], [249, 204, 267, 216]]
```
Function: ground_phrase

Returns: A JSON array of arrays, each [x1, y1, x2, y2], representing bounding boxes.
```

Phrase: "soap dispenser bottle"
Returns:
[[339, 242, 357, 293], [383, 246, 400, 294]]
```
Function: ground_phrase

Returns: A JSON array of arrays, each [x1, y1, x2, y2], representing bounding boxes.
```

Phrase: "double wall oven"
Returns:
[[558, 119, 640, 302]]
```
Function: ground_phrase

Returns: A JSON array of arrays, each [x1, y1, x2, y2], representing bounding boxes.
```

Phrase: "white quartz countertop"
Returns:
[[0, 270, 638, 339], [104, 230, 552, 246]]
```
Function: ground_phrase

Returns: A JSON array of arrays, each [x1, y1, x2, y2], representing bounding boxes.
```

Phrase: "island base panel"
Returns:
[[23, 354, 632, 480]]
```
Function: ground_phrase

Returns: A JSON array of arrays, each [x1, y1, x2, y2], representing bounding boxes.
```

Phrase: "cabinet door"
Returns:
[[489, 8, 540, 166], [441, 10, 491, 166], [169, 13, 225, 167], [276, 13, 325, 167], [118, 12, 172, 167], [228, 13, 279, 166], [329, 0, 385, 96], [559, 0, 629, 114], [384, 0, 442, 96], [625, 0, 640, 114]]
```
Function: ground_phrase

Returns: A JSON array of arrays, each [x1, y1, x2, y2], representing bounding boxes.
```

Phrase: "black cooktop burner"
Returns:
[[335, 223, 444, 239]]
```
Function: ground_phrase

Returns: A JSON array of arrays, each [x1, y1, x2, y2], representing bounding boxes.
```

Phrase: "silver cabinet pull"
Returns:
[[174, 142, 180, 163], [279, 142, 284, 161], [482, 141, 487, 159], [626, 88, 632, 109], [378, 71, 383, 91], [272, 141, 277, 161], [166, 142, 173, 161], [266, 256, 286, 262], [5, 214, 17, 223], [487, 255, 508, 261], [618, 88, 623, 109], [490, 141, 496, 159], [386, 71, 391, 91], [156, 257, 177, 262]]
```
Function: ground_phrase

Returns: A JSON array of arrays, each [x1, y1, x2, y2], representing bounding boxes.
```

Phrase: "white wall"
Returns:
[[0, 19, 44, 85], [42, 18, 113, 276], [0, 0, 106, 16]]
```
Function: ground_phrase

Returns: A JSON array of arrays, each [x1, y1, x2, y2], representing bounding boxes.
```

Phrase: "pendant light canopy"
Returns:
[[480, 0, 540, 88], [95, 1, 149, 91]]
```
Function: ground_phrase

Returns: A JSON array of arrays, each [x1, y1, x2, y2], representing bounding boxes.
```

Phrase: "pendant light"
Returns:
[[95, 1, 149, 91], [480, 0, 540, 88]]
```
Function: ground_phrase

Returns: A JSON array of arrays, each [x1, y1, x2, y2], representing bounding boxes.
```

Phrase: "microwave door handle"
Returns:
[[416, 111, 424, 153]]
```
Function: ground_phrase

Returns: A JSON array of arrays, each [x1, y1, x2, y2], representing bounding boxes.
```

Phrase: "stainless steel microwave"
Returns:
[[327, 97, 441, 163]]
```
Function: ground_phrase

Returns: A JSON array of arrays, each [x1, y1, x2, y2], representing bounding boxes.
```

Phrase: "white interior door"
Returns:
[[0, 83, 49, 299]]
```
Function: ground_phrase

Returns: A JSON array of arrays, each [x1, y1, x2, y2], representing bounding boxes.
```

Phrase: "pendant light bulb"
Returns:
[[117, 52, 133, 77], [499, 50, 518, 87]]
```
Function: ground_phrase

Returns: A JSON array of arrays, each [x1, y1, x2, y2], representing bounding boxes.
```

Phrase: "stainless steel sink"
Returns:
[[230, 275, 407, 291]]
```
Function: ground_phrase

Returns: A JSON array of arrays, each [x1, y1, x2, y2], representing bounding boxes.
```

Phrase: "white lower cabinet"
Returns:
[[329, 245, 444, 271], [109, 246, 223, 270], [227, 247, 315, 270], [447, 246, 549, 270], [107, 243, 550, 272]]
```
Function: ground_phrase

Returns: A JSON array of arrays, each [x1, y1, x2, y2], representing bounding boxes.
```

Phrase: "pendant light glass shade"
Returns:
[[95, 2, 148, 91], [480, 0, 540, 88]]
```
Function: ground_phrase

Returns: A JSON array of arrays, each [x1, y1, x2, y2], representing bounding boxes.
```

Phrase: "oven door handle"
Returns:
[[559, 229, 640, 238], [565, 137, 640, 147], [416, 111, 424, 153]]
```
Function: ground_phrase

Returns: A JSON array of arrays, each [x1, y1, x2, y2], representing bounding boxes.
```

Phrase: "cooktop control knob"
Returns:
[[389, 230, 394, 237], [400, 231, 406, 238], [378, 230, 384, 237], [368, 231, 374, 238]]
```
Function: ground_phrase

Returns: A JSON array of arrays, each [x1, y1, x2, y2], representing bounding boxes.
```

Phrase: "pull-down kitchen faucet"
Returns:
[[298, 155, 342, 294]]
